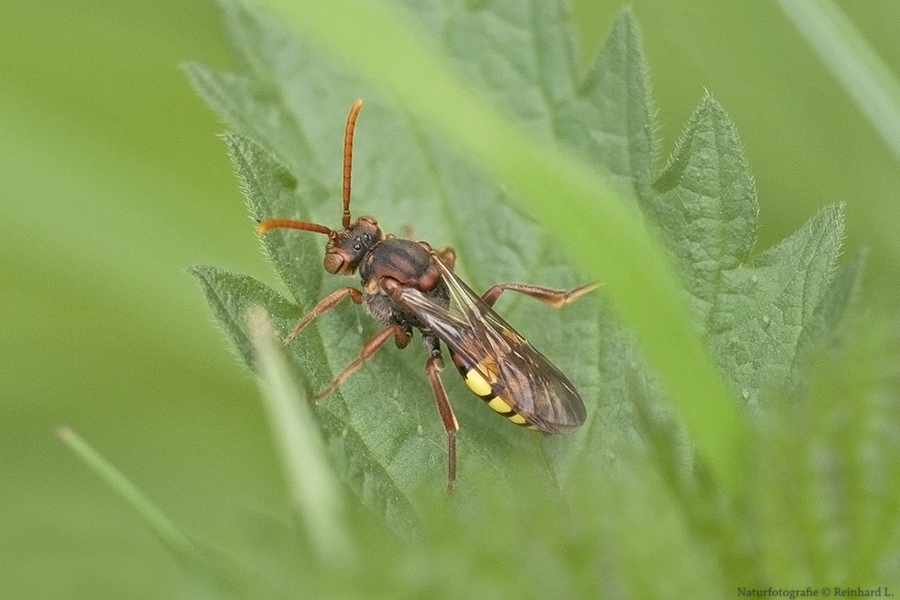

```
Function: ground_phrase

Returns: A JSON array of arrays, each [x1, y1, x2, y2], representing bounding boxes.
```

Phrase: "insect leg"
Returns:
[[434, 246, 456, 271], [310, 324, 409, 402], [283, 287, 363, 345], [424, 345, 459, 494], [480, 282, 598, 309], [413, 242, 456, 270]]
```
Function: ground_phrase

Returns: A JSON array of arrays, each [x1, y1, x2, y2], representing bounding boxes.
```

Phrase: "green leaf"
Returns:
[[184, 62, 324, 182], [249, 0, 746, 488], [190, 239, 425, 530], [189, 0, 861, 529], [653, 95, 857, 407], [176, 1, 900, 598], [787, 249, 865, 395], [189, 264, 300, 370], [219, 132, 325, 304], [651, 93, 758, 313], [557, 10, 656, 207], [713, 202, 846, 407], [190, 0, 617, 513], [192, 124, 596, 526]]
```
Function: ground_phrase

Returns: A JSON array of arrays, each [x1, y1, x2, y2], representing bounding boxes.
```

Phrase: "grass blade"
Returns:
[[247, 307, 354, 565], [57, 426, 198, 564], [776, 0, 900, 164]]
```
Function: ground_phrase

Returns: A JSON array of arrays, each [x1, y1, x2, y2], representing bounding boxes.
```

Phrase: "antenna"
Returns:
[[342, 99, 363, 229], [256, 100, 365, 237]]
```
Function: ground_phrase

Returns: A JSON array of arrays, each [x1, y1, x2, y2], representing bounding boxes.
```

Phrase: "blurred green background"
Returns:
[[2, 0, 898, 597]]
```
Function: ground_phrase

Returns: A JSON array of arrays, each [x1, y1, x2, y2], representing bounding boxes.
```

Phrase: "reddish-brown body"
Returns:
[[256, 100, 593, 492], [359, 238, 449, 333]]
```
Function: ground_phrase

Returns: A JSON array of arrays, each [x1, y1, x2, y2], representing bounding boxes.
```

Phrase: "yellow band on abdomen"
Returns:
[[460, 365, 535, 428]]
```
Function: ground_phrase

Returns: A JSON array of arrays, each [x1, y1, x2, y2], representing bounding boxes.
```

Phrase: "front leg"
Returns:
[[311, 324, 410, 402], [434, 246, 456, 271], [283, 286, 363, 345]]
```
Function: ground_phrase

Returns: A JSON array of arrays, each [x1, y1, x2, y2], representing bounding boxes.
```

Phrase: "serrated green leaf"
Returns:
[[398, 0, 577, 142], [185, 62, 325, 183], [198, 137, 564, 523], [190, 0, 864, 531], [249, 0, 746, 488], [190, 264, 425, 528], [189, 0, 735, 509], [652, 93, 758, 323], [220, 132, 326, 305], [653, 95, 857, 408], [190, 0, 622, 510], [712, 203, 846, 407], [557, 9, 656, 207], [787, 249, 865, 396], [178, 0, 900, 596], [189, 265, 299, 370]]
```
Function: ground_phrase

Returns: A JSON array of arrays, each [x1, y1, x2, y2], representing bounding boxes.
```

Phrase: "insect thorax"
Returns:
[[359, 238, 449, 330]]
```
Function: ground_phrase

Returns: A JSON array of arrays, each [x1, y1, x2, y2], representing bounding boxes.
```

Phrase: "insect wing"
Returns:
[[396, 260, 586, 433]]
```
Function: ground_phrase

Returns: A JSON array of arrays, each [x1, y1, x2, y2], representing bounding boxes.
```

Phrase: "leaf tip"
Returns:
[[611, 5, 639, 31]]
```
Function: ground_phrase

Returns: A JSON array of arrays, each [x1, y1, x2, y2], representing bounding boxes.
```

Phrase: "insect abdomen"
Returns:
[[451, 354, 537, 430]]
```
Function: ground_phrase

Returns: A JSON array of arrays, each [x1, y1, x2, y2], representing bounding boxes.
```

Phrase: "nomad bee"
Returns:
[[257, 100, 594, 492]]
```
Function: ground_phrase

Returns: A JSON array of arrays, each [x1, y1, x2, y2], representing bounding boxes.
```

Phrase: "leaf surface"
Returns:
[[190, 0, 859, 524]]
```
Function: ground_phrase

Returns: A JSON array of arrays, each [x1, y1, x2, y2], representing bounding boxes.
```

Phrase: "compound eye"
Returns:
[[323, 252, 345, 274]]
